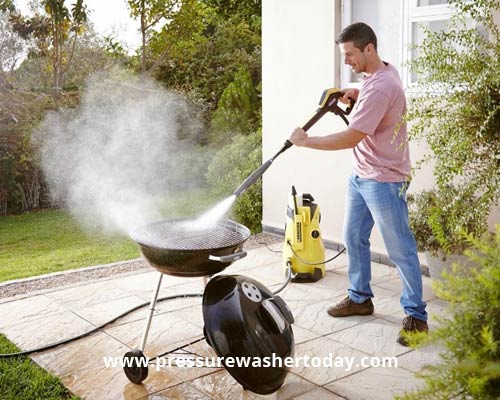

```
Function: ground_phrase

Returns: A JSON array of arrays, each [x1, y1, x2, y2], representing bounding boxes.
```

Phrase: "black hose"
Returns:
[[1, 241, 334, 359], [0, 293, 203, 359]]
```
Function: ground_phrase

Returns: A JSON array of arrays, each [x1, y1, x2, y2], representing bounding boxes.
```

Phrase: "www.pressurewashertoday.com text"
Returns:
[[104, 354, 398, 372]]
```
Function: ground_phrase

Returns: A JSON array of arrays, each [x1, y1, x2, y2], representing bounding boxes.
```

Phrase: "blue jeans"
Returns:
[[343, 174, 427, 321]]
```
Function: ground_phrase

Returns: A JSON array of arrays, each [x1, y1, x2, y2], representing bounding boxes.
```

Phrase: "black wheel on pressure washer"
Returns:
[[313, 267, 323, 282], [123, 349, 149, 384]]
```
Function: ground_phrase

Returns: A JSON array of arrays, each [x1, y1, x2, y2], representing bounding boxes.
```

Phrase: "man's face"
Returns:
[[339, 41, 367, 74]]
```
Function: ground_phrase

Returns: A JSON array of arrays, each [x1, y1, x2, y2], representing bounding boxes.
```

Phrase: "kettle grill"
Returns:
[[123, 218, 295, 395]]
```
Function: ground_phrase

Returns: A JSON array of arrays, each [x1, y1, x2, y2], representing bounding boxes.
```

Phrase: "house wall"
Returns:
[[262, 0, 355, 248], [262, 0, 499, 259]]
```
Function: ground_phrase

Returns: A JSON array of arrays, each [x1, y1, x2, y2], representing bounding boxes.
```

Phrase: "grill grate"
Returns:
[[130, 219, 249, 251]]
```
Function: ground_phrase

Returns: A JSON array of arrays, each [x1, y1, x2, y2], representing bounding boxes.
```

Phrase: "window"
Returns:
[[340, 0, 455, 88]]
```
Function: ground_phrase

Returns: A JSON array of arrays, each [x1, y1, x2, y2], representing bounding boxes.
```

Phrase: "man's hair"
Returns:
[[336, 22, 377, 51]]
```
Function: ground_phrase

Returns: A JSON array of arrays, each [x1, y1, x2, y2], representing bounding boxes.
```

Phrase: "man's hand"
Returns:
[[289, 127, 308, 147], [340, 88, 359, 105]]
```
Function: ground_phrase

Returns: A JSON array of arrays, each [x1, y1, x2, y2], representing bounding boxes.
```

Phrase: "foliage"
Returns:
[[0, 0, 16, 13], [202, 0, 261, 20], [0, 334, 81, 400], [408, 186, 489, 256], [206, 130, 262, 232], [0, 88, 58, 214], [396, 226, 500, 400], [1, 0, 261, 217], [11, 24, 127, 92], [407, 0, 500, 249], [209, 65, 260, 145], [147, 0, 261, 116], [127, 0, 180, 72], [1, 13, 127, 215], [0, 10, 24, 72], [7, 0, 89, 99]]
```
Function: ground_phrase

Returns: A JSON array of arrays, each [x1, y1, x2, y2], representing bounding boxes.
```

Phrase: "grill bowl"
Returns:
[[130, 218, 250, 277]]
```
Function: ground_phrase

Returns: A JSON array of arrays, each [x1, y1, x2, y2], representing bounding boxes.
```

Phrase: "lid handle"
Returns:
[[209, 251, 247, 263], [261, 299, 286, 333]]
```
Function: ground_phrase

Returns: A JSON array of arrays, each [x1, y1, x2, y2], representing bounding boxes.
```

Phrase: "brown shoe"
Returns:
[[397, 316, 428, 346], [327, 296, 374, 317]]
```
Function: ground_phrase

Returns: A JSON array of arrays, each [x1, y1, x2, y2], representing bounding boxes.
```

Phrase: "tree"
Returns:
[[127, 0, 180, 72], [146, 0, 261, 114], [7, 0, 88, 99], [0, 10, 24, 84], [202, 0, 260, 20], [209, 65, 260, 144]]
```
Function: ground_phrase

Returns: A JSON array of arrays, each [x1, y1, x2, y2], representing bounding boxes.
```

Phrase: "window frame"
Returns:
[[340, 0, 456, 90]]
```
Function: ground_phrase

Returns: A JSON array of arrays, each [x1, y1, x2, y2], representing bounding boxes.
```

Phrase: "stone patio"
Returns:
[[0, 243, 447, 400]]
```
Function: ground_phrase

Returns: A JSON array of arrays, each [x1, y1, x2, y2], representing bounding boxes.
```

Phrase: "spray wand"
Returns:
[[232, 88, 355, 197]]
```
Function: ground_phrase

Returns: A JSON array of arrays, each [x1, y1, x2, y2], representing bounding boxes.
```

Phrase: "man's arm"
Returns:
[[289, 127, 367, 150]]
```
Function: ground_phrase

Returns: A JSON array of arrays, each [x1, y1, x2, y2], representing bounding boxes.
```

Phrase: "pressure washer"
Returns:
[[283, 186, 326, 282], [233, 88, 354, 282]]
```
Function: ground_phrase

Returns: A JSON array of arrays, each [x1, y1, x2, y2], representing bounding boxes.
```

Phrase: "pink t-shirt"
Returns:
[[349, 63, 410, 182]]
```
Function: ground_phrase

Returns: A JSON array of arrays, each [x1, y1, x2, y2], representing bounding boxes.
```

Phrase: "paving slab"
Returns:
[[0, 245, 444, 400]]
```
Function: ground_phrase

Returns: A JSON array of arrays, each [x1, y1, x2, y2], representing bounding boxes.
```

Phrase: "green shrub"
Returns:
[[408, 186, 489, 256], [205, 130, 262, 232], [397, 226, 500, 400], [407, 0, 500, 240], [209, 65, 260, 145]]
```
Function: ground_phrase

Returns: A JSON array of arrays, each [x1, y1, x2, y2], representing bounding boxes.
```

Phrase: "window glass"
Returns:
[[417, 0, 447, 6], [411, 19, 449, 82]]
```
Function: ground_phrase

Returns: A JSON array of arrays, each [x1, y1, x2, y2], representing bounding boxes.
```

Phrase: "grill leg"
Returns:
[[139, 272, 163, 352]]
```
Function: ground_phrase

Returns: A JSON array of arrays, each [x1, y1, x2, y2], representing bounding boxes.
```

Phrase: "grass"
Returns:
[[0, 189, 213, 397], [0, 209, 139, 283], [0, 188, 213, 283], [0, 334, 81, 400]]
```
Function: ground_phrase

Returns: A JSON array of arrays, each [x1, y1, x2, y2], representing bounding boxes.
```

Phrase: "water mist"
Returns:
[[35, 69, 207, 236]]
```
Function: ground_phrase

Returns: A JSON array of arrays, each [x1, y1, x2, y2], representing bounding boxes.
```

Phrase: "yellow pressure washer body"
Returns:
[[283, 186, 325, 282]]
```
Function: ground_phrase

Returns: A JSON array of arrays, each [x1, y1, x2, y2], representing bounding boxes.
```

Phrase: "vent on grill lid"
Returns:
[[130, 219, 249, 251]]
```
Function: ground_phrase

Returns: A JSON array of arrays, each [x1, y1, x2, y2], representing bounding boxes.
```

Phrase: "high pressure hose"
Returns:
[[0, 269, 297, 359], [0, 293, 203, 359], [0, 245, 344, 359]]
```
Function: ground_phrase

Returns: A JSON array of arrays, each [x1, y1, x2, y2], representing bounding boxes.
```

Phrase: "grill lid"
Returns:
[[130, 219, 250, 251], [203, 275, 295, 395]]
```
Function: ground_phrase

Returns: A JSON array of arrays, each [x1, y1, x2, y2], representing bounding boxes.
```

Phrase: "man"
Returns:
[[288, 22, 427, 346]]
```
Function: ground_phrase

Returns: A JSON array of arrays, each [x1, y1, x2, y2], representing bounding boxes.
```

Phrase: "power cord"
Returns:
[[255, 233, 282, 254]]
